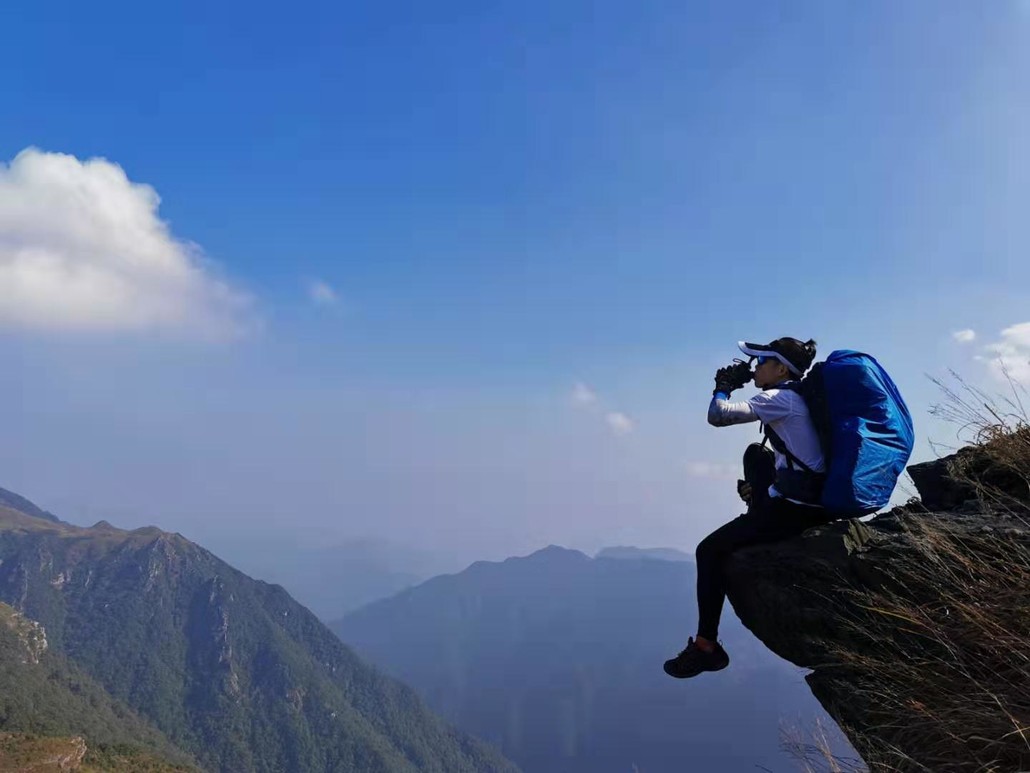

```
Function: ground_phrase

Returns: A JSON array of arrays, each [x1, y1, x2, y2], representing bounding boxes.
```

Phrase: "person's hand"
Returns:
[[737, 479, 752, 505], [714, 361, 752, 396], [713, 366, 737, 396]]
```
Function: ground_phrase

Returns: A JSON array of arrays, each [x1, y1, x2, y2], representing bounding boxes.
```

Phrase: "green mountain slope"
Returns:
[[0, 602, 195, 768], [0, 487, 61, 523], [0, 501, 517, 773]]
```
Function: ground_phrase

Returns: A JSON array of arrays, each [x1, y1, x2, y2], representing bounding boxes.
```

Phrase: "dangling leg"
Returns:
[[664, 495, 831, 679]]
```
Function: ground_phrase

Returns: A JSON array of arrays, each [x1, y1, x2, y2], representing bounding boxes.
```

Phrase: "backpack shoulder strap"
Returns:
[[763, 424, 816, 474]]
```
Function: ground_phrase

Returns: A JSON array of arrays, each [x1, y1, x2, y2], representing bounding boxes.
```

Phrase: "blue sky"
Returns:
[[1, 1, 1029, 567]]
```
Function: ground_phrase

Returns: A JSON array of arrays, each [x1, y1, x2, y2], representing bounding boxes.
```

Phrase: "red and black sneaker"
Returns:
[[663, 637, 730, 679]]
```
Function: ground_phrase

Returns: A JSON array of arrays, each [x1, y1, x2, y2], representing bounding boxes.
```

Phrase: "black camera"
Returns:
[[715, 359, 753, 394], [725, 359, 753, 388]]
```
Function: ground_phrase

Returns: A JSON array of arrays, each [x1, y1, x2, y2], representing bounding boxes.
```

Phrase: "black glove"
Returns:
[[713, 367, 734, 395], [713, 361, 752, 396]]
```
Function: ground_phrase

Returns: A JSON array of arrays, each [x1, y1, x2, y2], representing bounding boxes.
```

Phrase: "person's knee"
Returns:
[[695, 532, 727, 566], [743, 442, 775, 487]]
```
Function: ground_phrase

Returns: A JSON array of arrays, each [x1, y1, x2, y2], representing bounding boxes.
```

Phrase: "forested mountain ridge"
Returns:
[[0, 497, 517, 773]]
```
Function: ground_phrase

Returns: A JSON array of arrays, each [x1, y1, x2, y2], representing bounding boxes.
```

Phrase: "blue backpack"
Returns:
[[764, 350, 915, 516]]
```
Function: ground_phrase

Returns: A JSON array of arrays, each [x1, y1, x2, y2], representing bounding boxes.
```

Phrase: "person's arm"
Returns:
[[711, 388, 794, 428], [707, 393, 759, 427], [708, 362, 759, 427]]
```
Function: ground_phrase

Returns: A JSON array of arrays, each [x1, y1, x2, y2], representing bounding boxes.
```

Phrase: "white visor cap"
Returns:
[[737, 341, 803, 376]]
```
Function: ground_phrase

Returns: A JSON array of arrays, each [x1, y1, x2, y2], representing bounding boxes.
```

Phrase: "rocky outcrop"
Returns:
[[0, 733, 197, 772], [0, 734, 87, 771], [0, 602, 48, 664], [725, 447, 1030, 771], [907, 441, 1029, 511]]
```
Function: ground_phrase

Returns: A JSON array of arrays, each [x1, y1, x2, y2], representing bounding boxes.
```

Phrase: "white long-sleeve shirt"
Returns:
[[708, 388, 826, 499]]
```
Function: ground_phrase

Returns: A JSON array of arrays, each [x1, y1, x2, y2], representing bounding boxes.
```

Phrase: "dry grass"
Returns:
[[928, 370, 1030, 516], [782, 718, 868, 773], [794, 372, 1030, 772], [826, 515, 1030, 772]]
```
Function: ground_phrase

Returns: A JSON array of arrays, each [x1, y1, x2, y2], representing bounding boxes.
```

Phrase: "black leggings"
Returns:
[[695, 444, 834, 641]]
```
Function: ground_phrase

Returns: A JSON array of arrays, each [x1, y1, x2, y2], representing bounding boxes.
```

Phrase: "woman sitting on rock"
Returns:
[[664, 337, 834, 679]]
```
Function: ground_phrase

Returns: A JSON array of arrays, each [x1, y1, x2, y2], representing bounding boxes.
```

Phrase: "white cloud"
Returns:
[[684, 461, 739, 480], [983, 322, 1030, 384], [308, 279, 338, 306], [570, 382, 633, 436], [0, 148, 251, 339], [605, 412, 634, 436], [952, 329, 976, 344], [571, 382, 598, 406]]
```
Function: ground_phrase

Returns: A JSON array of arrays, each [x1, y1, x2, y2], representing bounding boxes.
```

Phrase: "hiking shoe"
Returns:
[[663, 637, 730, 679]]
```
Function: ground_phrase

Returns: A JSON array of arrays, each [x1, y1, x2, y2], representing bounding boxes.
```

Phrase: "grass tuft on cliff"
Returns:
[[815, 379, 1030, 772]]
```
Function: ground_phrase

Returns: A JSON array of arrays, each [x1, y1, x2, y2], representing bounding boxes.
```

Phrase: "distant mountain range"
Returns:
[[210, 535, 447, 621], [0, 492, 517, 773], [334, 545, 851, 773], [594, 545, 692, 562]]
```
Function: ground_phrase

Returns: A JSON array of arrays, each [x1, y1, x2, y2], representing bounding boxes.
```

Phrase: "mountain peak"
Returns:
[[525, 544, 589, 561], [0, 487, 62, 524], [596, 546, 693, 562], [336, 532, 840, 773]]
